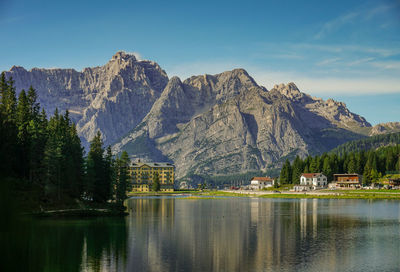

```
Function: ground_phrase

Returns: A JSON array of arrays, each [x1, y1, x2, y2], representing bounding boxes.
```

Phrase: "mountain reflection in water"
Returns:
[[4, 197, 400, 272]]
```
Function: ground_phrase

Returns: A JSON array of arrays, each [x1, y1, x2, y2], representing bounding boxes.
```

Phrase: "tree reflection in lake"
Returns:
[[2, 216, 127, 272], [2, 197, 400, 272], [125, 197, 400, 272]]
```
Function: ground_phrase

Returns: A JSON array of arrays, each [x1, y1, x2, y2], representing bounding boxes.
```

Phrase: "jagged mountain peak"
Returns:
[[271, 82, 305, 100], [111, 51, 137, 61], [10, 65, 27, 72]]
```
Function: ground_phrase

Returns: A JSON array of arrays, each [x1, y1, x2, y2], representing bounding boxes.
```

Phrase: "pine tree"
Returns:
[[86, 131, 109, 203], [347, 154, 357, 174], [279, 159, 292, 184], [16, 90, 31, 179], [152, 172, 161, 191], [116, 151, 130, 204], [105, 146, 115, 200], [309, 157, 318, 173], [0, 76, 17, 177], [291, 156, 303, 184], [322, 157, 333, 181]]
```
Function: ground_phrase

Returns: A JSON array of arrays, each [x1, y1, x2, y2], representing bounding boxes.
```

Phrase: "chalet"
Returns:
[[333, 174, 362, 189], [294, 173, 327, 191], [383, 178, 400, 187], [250, 177, 275, 190]]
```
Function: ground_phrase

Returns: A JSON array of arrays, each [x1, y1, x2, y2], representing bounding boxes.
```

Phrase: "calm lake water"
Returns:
[[4, 197, 400, 271]]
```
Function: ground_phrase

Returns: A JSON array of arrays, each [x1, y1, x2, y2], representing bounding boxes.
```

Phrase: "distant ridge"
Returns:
[[3, 51, 399, 181], [331, 132, 400, 156]]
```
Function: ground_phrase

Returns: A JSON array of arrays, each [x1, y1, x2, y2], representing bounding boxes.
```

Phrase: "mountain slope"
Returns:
[[113, 73, 371, 179], [331, 132, 400, 155], [5, 51, 168, 147], [4, 51, 398, 181]]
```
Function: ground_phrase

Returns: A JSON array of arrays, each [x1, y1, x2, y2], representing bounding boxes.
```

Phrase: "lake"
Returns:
[[4, 197, 400, 271]]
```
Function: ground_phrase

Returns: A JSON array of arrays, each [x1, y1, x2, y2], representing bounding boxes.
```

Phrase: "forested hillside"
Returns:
[[331, 133, 400, 156], [0, 73, 130, 212], [279, 144, 400, 185]]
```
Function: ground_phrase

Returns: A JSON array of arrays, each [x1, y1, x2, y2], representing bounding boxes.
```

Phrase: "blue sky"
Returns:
[[1, 0, 399, 125]]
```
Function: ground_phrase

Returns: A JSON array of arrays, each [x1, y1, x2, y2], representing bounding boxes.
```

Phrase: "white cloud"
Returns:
[[314, 3, 397, 40], [316, 58, 341, 66], [166, 60, 400, 96], [314, 11, 359, 39], [250, 69, 400, 95], [126, 51, 143, 60], [371, 61, 400, 70], [346, 57, 375, 66]]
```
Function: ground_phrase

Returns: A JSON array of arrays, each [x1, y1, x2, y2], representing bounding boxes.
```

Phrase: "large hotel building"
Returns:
[[129, 162, 175, 192]]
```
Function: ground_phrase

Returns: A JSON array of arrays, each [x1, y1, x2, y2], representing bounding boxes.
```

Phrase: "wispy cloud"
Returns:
[[314, 11, 359, 39], [314, 3, 396, 40], [371, 61, 400, 70], [346, 57, 374, 66], [316, 58, 341, 66], [167, 60, 400, 95], [126, 51, 143, 60], [296, 43, 400, 57]]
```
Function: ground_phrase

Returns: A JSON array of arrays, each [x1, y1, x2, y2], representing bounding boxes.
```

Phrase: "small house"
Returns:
[[334, 174, 362, 189], [250, 177, 275, 190], [294, 173, 327, 191]]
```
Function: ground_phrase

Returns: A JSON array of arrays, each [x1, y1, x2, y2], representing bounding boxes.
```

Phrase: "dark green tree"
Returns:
[[322, 156, 333, 181], [115, 151, 130, 204], [86, 131, 109, 202], [279, 159, 292, 184], [152, 172, 161, 191], [291, 156, 303, 184]]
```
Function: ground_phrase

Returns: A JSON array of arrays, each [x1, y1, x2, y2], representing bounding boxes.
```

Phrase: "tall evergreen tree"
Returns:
[[0, 75, 17, 177], [16, 90, 31, 179], [279, 159, 292, 184], [116, 151, 130, 204], [291, 156, 303, 184], [86, 131, 109, 203], [322, 156, 333, 181], [152, 172, 161, 191]]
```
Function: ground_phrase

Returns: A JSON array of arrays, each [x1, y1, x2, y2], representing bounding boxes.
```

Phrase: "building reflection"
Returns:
[[13, 198, 400, 271], [123, 197, 388, 272]]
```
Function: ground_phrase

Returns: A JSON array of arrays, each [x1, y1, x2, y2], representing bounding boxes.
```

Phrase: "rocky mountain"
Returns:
[[112, 71, 372, 179], [369, 122, 400, 136], [4, 51, 168, 147], [4, 51, 399, 181]]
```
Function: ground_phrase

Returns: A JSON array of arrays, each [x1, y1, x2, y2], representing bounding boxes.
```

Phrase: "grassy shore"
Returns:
[[128, 190, 400, 200], [202, 190, 400, 199]]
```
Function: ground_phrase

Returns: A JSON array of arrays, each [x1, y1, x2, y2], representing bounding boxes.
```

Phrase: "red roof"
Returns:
[[252, 177, 274, 182], [301, 173, 322, 178]]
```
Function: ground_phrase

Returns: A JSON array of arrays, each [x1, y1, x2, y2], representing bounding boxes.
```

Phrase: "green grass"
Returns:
[[199, 191, 400, 200]]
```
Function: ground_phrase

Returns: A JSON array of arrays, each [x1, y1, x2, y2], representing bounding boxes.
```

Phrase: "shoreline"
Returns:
[[128, 189, 400, 200]]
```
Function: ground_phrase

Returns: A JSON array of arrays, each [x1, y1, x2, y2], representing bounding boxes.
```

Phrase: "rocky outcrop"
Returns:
[[5, 52, 395, 181], [113, 77, 371, 179], [370, 122, 400, 135], [4, 51, 168, 147]]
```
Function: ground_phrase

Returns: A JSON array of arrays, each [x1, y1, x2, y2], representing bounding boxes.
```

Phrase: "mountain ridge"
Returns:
[[3, 51, 399, 181]]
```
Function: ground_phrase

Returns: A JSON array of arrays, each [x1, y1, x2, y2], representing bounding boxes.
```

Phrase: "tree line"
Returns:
[[331, 132, 400, 156], [0, 73, 131, 209], [279, 144, 400, 185]]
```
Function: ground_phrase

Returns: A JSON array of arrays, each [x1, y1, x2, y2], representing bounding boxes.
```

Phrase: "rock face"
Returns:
[[112, 72, 371, 179], [6, 52, 396, 181], [4, 51, 168, 147], [368, 122, 400, 135]]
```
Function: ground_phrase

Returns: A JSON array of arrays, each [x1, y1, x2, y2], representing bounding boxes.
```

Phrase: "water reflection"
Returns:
[[4, 198, 400, 271], [125, 197, 400, 272], [2, 217, 127, 272]]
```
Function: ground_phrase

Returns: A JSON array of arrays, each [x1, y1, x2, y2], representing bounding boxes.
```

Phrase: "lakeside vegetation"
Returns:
[[279, 143, 400, 185], [128, 189, 400, 200], [0, 73, 131, 215]]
